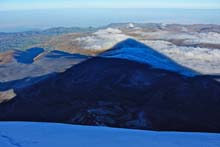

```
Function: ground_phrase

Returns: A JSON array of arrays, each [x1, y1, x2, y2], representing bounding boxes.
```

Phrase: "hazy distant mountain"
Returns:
[[1, 23, 220, 53], [0, 39, 220, 133], [0, 26, 96, 52]]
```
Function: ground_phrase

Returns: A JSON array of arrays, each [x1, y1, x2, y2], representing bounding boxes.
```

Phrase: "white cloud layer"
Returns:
[[143, 40, 220, 74], [75, 27, 220, 75], [75, 28, 131, 51]]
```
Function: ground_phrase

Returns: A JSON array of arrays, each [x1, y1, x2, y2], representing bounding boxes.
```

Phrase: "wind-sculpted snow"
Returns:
[[0, 122, 220, 147]]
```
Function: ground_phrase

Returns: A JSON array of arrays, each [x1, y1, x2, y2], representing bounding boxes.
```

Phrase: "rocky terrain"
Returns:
[[0, 39, 220, 133], [1, 23, 220, 74], [0, 27, 96, 52]]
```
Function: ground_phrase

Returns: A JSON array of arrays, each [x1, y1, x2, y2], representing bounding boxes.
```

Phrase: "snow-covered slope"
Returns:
[[0, 122, 219, 147]]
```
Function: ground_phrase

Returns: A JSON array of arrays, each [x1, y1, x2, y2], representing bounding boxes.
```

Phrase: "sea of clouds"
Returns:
[[75, 27, 220, 74]]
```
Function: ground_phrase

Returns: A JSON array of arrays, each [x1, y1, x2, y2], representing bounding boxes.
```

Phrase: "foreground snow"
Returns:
[[0, 122, 220, 147]]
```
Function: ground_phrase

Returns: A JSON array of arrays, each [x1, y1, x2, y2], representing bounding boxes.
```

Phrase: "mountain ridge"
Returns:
[[0, 39, 220, 132]]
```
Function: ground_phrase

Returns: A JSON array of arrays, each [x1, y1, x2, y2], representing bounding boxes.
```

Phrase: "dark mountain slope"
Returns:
[[0, 39, 220, 133]]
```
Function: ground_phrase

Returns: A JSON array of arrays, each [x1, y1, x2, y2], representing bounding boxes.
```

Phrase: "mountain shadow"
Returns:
[[0, 49, 90, 91], [0, 39, 220, 133], [14, 47, 44, 64], [100, 38, 198, 77]]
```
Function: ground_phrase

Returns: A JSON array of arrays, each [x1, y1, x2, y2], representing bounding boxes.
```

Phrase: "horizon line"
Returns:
[[1, 7, 220, 12]]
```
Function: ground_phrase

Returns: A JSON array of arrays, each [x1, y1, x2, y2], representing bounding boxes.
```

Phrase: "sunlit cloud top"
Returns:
[[0, 0, 220, 11]]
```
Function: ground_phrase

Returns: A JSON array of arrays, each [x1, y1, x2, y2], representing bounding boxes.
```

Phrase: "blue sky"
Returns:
[[1, 0, 220, 10]]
